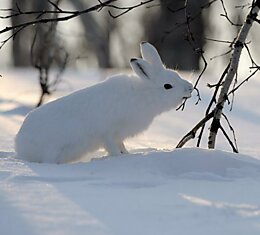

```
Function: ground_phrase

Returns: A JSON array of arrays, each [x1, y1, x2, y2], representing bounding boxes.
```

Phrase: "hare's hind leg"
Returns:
[[104, 139, 128, 156], [118, 142, 128, 154]]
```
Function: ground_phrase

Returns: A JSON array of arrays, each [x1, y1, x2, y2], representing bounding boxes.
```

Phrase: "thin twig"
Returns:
[[108, 0, 155, 18], [220, 0, 243, 26], [219, 124, 239, 153], [47, 0, 63, 12], [204, 37, 234, 44], [210, 49, 232, 61], [222, 112, 238, 151], [228, 68, 259, 95], [244, 43, 259, 67]]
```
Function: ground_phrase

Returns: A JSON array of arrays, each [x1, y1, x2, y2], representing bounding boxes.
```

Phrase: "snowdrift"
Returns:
[[1, 148, 260, 235]]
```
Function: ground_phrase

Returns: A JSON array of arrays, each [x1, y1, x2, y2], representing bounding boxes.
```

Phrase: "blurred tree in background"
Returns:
[[11, 0, 49, 66], [10, 0, 208, 70], [11, 0, 113, 68], [68, 0, 116, 68], [143, 0, 208, 70]]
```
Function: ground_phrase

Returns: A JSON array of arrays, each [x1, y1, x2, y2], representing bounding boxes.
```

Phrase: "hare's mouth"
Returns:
[[183, 87, 193, 99]]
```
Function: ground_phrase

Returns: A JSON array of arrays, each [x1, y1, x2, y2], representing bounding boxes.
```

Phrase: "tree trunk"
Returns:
[[69, 0, 112, 68], [208, 0, 260, 149]]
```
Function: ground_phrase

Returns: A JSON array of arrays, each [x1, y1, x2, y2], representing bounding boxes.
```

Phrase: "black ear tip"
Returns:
[[130, 58, 137, 62]]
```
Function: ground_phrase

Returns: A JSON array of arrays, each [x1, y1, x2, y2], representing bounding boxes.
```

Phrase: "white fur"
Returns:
[[15, 42, 193, 163]]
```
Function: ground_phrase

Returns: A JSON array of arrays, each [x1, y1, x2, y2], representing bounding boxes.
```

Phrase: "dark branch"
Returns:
[[108, 0, 155, 19], [209, 49, 232, 61], [228, 68, 259, 95], [220, 0, 243, 26], [219, 124, 239, 153], [47, 0, 63, 12], [176, 108, 215, 148], [222, 112, 238, 151]]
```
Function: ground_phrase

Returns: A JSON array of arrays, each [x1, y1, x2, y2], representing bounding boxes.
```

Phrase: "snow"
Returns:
[[2, 149, 260, 235], [1, 68, 260, 234]]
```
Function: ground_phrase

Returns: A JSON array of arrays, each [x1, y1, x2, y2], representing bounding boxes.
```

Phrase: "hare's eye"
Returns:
[[164, 84, 173, 90]]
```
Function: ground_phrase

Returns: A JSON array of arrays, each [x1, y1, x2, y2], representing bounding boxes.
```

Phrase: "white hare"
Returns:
[[15, 42, 193, 163]]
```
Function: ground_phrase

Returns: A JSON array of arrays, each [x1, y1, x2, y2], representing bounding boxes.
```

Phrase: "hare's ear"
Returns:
[[140, 42, 163, 69], [130, 58, 153, 80]]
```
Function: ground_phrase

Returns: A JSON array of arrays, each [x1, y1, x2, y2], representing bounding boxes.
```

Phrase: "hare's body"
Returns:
[[15, 42, 193, 163], [16, 75, 169, 163]]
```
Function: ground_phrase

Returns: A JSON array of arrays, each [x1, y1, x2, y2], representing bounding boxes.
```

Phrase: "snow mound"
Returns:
[[2, 148, 260, 183], [1, 148, 260, 235]]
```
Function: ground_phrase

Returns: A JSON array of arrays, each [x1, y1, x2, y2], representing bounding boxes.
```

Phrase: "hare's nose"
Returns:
[[186, 83, 193, 93]]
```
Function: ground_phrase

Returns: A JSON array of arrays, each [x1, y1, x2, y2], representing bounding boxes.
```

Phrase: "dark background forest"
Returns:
[[2, 0, 257, 73]]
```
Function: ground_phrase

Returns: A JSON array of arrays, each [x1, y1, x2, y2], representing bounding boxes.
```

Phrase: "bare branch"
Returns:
[[235, 3, 251, 9], [47, 0, 63, 12], [204, 37, 234, 44], [228, 68, 259, 95], [219, 124, 239, 153], [244, 43, 259, 67], [210, 49, 232, 61], [0, 0, 117, 48], [108, 0, 155, 19], [167, 6, 186, 14], [165, 0, 219, 37], [176, 109, 215, 148], [0, 25, 26, 50], [220, 0, 243, 26], [0, 0, 158, 49], [222, 112, 238, 151]]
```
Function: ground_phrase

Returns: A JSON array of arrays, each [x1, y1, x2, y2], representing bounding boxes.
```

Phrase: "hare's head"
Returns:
[[130, 42, 193, 108]]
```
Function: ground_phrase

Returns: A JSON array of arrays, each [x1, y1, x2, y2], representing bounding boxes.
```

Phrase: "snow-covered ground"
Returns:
[[1, 68, 260, 235]]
